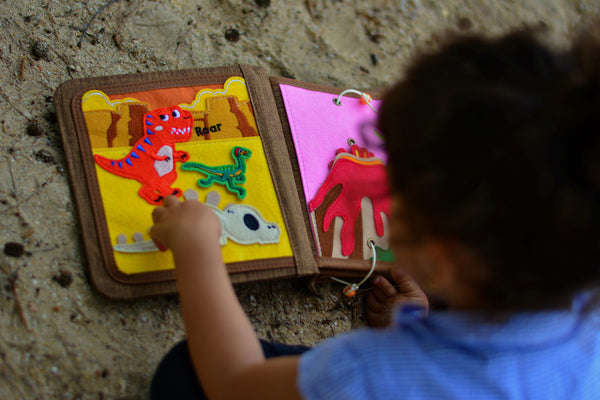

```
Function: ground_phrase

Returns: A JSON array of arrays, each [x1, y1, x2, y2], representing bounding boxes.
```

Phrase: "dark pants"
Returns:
[[150, 340, 310, 400]]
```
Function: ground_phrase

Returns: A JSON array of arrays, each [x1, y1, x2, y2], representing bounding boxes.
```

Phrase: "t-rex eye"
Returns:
[[172, 109, 180, 118], [159, 114, 169, 122]]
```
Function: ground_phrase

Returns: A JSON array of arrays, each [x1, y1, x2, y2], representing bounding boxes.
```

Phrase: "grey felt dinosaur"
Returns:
[[113, 189, 281, 253]]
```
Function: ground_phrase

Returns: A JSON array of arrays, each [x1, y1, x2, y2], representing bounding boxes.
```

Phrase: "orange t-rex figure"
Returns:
[[94, 105, 194, 205]]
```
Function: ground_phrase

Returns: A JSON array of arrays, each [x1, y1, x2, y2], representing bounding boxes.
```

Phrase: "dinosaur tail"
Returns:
[[94, 153, 140, 180], [181, 162, 210, 174]]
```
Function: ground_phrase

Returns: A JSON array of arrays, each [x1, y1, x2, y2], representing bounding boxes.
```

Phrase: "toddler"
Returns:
[[150, 30, 600, 399]]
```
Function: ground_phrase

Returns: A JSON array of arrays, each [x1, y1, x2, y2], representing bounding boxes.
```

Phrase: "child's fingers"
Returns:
[[151, 196, 181, 223], [389, 267, 429, 307], [151, 206, 168, 223], [151, 237, 168, 252], [390, 268, 424, 294], [369, 280, 398, 306], [372, 275, 398, 301], [365, 291, 386, 313], [162, 195, 180, 207]]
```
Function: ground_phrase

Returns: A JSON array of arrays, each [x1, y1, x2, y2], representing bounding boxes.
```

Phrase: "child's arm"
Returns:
[[151, 196, 303, 400]]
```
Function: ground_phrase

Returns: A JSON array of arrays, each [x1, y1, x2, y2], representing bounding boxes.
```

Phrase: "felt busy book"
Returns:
[[54, 65, 393, 299]]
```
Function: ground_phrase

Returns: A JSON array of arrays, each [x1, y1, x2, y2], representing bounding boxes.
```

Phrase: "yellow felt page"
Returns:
[[93, 136, 293, 275]]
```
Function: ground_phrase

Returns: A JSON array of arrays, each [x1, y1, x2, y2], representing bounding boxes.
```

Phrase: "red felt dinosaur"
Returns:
[[94, 105, 193, 205]]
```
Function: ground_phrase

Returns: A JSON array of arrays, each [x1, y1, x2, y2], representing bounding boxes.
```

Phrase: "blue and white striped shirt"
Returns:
[[299, 296, 600, 399]]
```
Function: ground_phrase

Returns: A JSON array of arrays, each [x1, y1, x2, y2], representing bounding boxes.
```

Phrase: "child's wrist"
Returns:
[[170, 229, 221, 255], [171, 235, 224, 274]]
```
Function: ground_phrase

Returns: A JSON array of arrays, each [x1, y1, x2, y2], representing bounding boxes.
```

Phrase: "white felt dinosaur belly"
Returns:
[[154, 145, 174, 177]]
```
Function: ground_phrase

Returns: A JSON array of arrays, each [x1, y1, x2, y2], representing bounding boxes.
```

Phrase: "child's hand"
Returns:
[[150, 195, 221, 253], [366, 268, 429, 328]]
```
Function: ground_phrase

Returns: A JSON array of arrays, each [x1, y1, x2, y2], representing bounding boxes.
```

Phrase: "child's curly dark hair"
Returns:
[[379, 30, 600, 309]]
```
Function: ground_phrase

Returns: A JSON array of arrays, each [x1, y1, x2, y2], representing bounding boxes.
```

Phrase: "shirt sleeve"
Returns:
[[297, 332, 371, 400]]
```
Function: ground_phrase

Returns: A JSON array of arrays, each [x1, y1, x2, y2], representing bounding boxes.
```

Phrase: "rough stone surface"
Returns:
[[0, 0, 596, 399]]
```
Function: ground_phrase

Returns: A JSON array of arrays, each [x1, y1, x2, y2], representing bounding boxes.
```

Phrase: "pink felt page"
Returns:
[[279, 84, 386, 207]]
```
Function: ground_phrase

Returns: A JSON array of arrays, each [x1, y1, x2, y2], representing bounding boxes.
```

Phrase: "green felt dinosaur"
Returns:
[[181, 146, 252, 199]]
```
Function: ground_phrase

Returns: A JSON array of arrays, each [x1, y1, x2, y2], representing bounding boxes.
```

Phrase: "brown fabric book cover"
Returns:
[[54, 65, 392, 299]]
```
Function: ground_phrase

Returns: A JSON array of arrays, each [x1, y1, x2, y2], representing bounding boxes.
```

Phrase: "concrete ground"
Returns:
[[0, 0, 596, 398]]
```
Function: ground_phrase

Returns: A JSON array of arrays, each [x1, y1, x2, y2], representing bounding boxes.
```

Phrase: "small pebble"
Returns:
[[4, 242, 25, 257], [224, 28, 240, 43], [24, 15, 40, 24], [34, 149, 54, 164], [370, 53, 379, 66], [26, 121, 44, 137], [53, 270, 73, 288], [53, 305, 61, 312], [456, 17, 473, 30], [254, 0, 270, 7], [30, 40, 51, 61]]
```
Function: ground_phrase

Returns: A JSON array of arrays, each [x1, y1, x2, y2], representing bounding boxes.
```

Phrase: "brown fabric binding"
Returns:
[[241, 66, 319, 277]]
